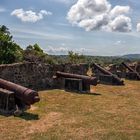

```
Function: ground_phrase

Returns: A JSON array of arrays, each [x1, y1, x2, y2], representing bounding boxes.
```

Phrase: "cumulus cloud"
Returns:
[[109, 15, 131, 32], [46, 45, 95, 55], [72, 48, 93, 54], [110, 6, 130, 18], [79, 14, 109, 31], [47, 46, 68, 55], [67, 0, 111, 23], [67, 0, 132, 32], [11, 9, 52, 23], [136, 23, 140, 32]]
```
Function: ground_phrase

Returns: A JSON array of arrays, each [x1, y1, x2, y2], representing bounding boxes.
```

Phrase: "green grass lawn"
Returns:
[[0, 80, 140, 140]]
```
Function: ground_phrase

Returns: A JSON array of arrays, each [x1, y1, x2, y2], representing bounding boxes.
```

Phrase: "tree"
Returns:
[[0, 25, 23, 64], [68, 51, 86, 64], [33, 43, 43, 53], [23, 44, 47, 62]]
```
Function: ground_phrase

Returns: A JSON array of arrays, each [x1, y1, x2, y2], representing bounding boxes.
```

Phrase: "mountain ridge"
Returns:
[[122, 54, 140, 59]]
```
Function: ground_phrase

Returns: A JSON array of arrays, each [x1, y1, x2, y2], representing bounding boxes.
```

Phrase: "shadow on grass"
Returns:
[[18, 112, 39, 121], [76, 92, 101, 96], [65, 90, 101, 96], [0, 111, 39, 121], [86, 92, 101, 96]]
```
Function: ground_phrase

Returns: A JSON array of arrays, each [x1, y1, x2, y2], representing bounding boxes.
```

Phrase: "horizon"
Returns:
[[1, 0, 140, 56], [50, 53, 140, 57]]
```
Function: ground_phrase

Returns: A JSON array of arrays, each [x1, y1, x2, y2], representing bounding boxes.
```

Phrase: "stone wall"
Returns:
[[0, 62, 89, 90]]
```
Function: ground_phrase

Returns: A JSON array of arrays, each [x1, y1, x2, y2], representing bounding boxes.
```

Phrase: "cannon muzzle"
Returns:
[[0, 78, 40, 105]]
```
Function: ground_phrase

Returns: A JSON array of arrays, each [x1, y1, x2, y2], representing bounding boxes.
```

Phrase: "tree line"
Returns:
[[0, 25, 133, 66]]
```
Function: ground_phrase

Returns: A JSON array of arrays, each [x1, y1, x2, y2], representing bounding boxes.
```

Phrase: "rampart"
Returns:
[[0, 62, 89, 90]]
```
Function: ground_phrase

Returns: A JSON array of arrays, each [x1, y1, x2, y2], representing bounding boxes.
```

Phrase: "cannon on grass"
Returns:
[[0, 78, 40, 116], [55, 71, 99, 93], [121, 62, 140, 80], [92, 63, 124, 85]]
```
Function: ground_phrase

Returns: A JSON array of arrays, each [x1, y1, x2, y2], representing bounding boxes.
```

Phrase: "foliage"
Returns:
[[52, 55, 132, 66], [0, 25, 139, 65], [23, 43, 47, 63], [0, 25, 23, 64], [68, 51, 86, 64], [23, 44, 59, 64]]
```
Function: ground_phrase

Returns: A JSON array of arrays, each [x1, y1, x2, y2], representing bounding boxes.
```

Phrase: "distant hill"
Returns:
[[122, 54, 140, 59]]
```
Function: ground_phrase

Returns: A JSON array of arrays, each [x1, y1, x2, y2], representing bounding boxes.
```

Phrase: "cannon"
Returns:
[[55, 71, 99, 92], [121, 62, 140, 80], [56, 71, 98, 86], [92, 63, 124, 85], [0, 78, 40, 116], [122, 62, 136, 72], [0, 78, 40, 105]]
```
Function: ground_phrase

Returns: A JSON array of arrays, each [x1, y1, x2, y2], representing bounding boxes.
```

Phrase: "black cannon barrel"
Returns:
[[92, 63, 124, 85], [0, 78, 40, 105], [92, 63, 114, 75], [56, 71, 99, 86], [122, 62, 140, 80], [122, 62, 134, 72]]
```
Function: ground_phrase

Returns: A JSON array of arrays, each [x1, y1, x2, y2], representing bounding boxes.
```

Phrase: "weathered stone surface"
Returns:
[[65, 63, 89, 75], [0, 88, 16, 115], [0, 62, 89, 90]]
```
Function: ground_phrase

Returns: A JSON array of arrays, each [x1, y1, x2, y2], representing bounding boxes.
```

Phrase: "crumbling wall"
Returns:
[[64, 63, 89, 75], [0, 62, 89, 90]]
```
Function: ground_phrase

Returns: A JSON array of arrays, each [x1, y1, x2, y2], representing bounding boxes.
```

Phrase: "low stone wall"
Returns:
[[0, 62, 89, 90]]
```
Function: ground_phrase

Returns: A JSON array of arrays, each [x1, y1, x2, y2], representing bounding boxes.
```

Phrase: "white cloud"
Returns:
[[46, 45, 95, 55], [67, 0, 111, 24], [109, 15, 131, 32], [110, 6, 130, 18], [11, 9, 52, 23], [78, 14, 109, 31], [72, 48, 93, 54], [47, 46, 68, 54], [136, 23, 140, 32], [40, 10, 52, 15], [67, 0, 132, 32]]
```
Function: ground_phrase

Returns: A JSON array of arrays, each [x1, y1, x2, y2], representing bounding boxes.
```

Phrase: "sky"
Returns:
[[0, 0, 140, 56]]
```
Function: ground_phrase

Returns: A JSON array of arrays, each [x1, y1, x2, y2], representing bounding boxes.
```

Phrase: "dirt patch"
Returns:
[[29, 105, 38, 111], [27, 112, 63, 134]]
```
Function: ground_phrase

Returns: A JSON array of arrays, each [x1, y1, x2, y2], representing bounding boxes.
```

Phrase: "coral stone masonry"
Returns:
[[0, 62, 89, 90]]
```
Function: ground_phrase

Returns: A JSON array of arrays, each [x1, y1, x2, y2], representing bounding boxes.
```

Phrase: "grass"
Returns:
[[0, 80, 140, 140]]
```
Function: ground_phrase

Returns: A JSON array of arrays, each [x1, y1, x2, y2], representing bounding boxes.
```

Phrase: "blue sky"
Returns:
[[0, 0, 140, 56]]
